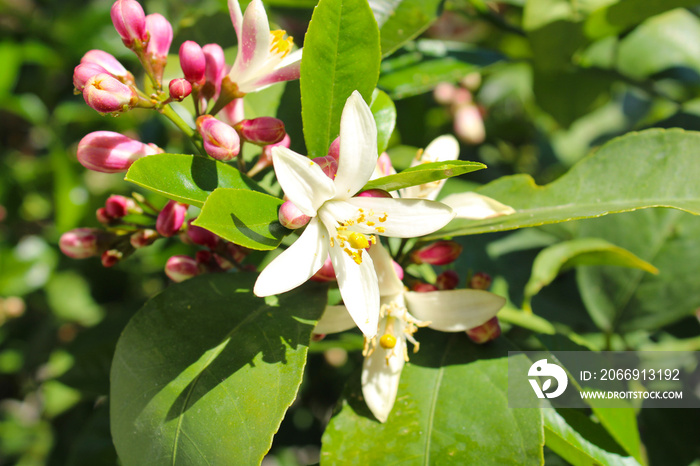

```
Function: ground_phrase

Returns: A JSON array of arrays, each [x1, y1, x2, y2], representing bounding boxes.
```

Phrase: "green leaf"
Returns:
[[544, 409, 640, 466], [369, 89, 396, 154], [111, 274, 327, 466], [523, 238, 658, 307], [370, 0, 444, 56], [300, 0, 381, 158], [321, 333, 544, 464], [125, 154, 265, 208], [363, 160, 486, 192], [589, 407, 645, 465], [193, 188, 287, 251], [432, 129, 700, 238]]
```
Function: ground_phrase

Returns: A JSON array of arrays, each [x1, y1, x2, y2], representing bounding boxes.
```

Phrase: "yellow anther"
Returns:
[[366, 221, 375, 226], [348, 232, 370, 249], [270, 30, 293, 57], [379, 334, 397, 349], [379, 214, 388, 222], [376, 227, 385, 233]]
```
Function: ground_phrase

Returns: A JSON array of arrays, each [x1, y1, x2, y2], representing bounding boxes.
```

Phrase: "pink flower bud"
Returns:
[[196, 115, 240, 161], [313, 155, 338, 179], [454, 104, 485, 145], [179, 41, 206, 85], [436, 270, 459, 290], [411, 241, 463, 265], [82, 73, 138, 114], [111, 0, 148, 47], [452, 88, 473, 107], [375, 152, 394, 177], [101, 249, 123, 268], [412, 282, 438, 293], [469, 272, 492, 290], [186, 220, 219, 249], [202, 43, 226, 100], [156, 200, 187, 237], [327, 137, 340, 161], [168, 78, 192, 101], [392, 260, 404, 281], [433, 82, 457, 105], [254, 134, 290, 173], [234, 117, 285, 146], [105, 194, 137, 218], [195, 250, 213, 265], [73, 63, 109, 91], [145, 13, 172, 59], [278, 200, 310, 229], [165, 255, 199, 282], [96, 207, 114, 224], [217, 98, 245, 126], [310, 255, 336, 282], [466, 317, 501, 344], [80, 50, 130, 81], [130, 229, 158, 248], [59, 228, 100, 259], [77, 131, 163, 173], [356, 189, 392, 198]]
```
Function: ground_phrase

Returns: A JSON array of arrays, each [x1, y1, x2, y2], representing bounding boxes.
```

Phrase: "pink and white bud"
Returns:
[[433, 82, 457, 105], [186, 220, 219, 249], [165, 255, 200, 282], [105, 194, 138, 218], [327, 137, 340, 161], [179, 41, 206, 85], [111, 0, 148, 47], [454, 104, 485, 145], [101, 249, 123, 268], [130, 229, 158, 248], [196, 115, 240, 161], [168, 78, 192, 101], [217, 98, 245, 126], [156, 200, 187, 237], [83, 73, 138, 114], [469, 272, 492, 290], [145, 13, 172, 82], [202, 43, 226, 100], [375, 152, 394, 177], [310, 255, 336, 282], [278, 200, 310, 229], [392, 260, 404, 281], [77, 131, 162, 173], [466, 317, 501, 344], [436, 270, 459, 290], [59, 228, 100, 259], [96, 207, 114, 224], [73, 63, 109, 92], [412, 282, 438, 293], [452, 88, 473, 107], [234, 117, 285, 146], [313, 155, 338, 179], [356, 189, 392, 198], [80, 50, 130, 81], [411, 241, 463, 265]]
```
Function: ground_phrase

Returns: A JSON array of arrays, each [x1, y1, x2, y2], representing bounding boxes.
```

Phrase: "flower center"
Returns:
[[328, 208, 389, 264], [364, 300, 430, 365], [270, 30, 294, 57]]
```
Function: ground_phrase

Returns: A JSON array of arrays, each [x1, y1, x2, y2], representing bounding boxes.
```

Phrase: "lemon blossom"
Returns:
[[315, 242, 506, 422], [253, 91, 455, 337]]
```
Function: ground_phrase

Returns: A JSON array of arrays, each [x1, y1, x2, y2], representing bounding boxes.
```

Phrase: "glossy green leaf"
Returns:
[[370, 0, 444, 56], [111, 274, 327, 466], [590, 407, 644, 465], [321, 333, 544, 464], [193, 188, 287, 251], [363, 160, 485, 192], [125, 154, 264, 208], [585, 0, 700, 39], [544, 409, 640, 466], [577, 208, 700, 332], [523, 238, 658, 307], [369, 89, 396, 154], [300, 0, 381, 158], [431, 129, 700, 238]]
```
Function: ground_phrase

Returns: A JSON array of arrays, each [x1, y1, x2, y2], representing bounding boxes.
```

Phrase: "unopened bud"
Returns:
[[412, 282, 438, 293], [392, 260, 404, 281], [96, 207, 114, 224], [202, 43, 226, 100], [165, 255, 199, 282], [83, 73, 138, 114], [249, 133, 290, 176], [156, 200, 187, 237], [310, 255, 335, 282], [466, 317, 501, 344], [179, 41, 206, 85], [59, 228, 100, 259], [411, 241, 463, 265], [356, 189, 392, 198], [105, 194, 138, 218], [186, 220, 219, 249], [278, 200, 310, 229], [111, 0, 148, 47], [433, 82, 457, 105], [327, 137, 340, 161], [196, 115, 240, 161], [145, 13, 172, 81], [73, 63, 109, 92], [80, 50, 131, 82], [227, 243, 250, 263], [314, 155, 338, 179], [436, 270, 459, 290], [77, 131, 163, 173], [469, 272, 492, 290], [130, 229, 158, 248], [234, 117, 285, 146], [101, 249, 123, 268], [374, 152, 394, 177], [214, 254, 234, 271], [454, 104, 485, 145], [168, 78, 192, 101], [218, 98, 245, 126]]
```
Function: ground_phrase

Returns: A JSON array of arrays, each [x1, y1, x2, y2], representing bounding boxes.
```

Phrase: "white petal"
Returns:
[[272, 146, 335, 217], [405, 289, 506, 332], [440, 192, 516, 219], [330, 244, 379, 338], [344, 197, 455, 237], [361, 319, 406, 423], [230, 0, 270, 79], [314, 305, 356, 334], [227, 0, 243, 44], [334, 91, 378, 199], [367, 242, 404, 297], [254, 218, 329, 297], [414, 134, 460, 166]]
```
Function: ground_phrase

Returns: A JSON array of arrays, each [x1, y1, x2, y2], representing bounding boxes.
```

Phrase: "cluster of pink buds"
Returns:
[[411, 240, 463, 266], [433, 74, 486, 145]]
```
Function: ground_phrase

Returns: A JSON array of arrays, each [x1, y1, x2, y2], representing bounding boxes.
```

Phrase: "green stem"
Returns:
[[159, 104, 205, 155]]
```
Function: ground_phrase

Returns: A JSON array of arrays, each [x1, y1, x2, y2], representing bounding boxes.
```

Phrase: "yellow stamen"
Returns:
[[270, 30, 293, 57], [348, 232, 370, 249]]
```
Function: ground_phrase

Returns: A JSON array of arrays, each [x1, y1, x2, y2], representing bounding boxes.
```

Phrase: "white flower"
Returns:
[[400, 134, 460, 200], [226, 0, 302, 94], [315, 242, 506, 422], [253, 91, 455, 338]]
